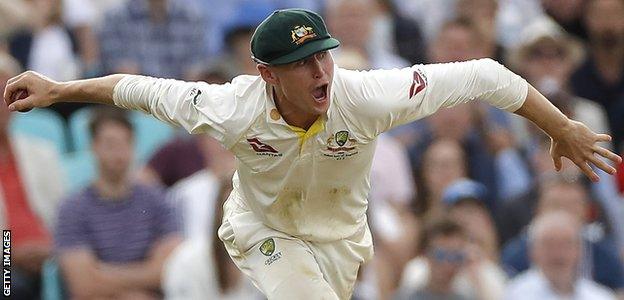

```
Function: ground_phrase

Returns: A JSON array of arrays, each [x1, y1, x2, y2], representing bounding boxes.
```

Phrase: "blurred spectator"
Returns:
[[55, 107, 181, 299], [397, 218, 503, 300], [0, 0, 32, 45], [455, 0, 504, 61], [504, 211, 616, 300], [138, 135, 205, 188], [99, 0, 207, 78], [501, 172, 624, 293], [191, 0, 322, 57], [8, 0, 80, 82], [428, 18, 487, 63], [414, 138, 468, 220], [571, 0, 624, 152], [509, 16, 611, 141], [393, 0, 544, 49], [164, 135, 261, 299], [0, 53, 66, 300], [370, 0, 426, 65], [166, 135, 235, 240], [403, 102, 531, 213], [357, 133, 419, 299], [443, 179, 500, 263], [540, 0, 588, 41], [326, 0, 409, 69]]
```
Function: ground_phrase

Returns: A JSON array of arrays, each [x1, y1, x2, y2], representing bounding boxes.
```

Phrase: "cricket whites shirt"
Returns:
[[113, 58, 528, 242]]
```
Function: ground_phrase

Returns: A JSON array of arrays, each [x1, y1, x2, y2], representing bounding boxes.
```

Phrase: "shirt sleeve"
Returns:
[[337, 58, 529, 138], [113, 75, 253, 149]]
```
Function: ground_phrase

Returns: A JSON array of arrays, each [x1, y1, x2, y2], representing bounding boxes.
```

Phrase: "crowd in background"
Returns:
[[1, 0, 624, 299]]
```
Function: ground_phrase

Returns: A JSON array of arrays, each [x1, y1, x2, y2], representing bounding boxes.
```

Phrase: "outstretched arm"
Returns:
[[514, 85, 621, 181], [3, 71, 246, 148], [3, 71, 124, 110]]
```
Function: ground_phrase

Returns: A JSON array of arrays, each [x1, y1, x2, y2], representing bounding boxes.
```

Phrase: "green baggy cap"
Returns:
[[251, 9, 340, 65]]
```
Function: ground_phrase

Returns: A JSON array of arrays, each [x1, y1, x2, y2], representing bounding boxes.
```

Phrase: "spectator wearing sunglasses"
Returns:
[[396, 218, 502, 300]]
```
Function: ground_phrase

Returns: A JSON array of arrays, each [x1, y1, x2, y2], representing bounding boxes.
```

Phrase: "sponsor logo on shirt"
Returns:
[[322, 131, 358, 159], [409, 70, 427, 99], [247, 138, 283, 157]]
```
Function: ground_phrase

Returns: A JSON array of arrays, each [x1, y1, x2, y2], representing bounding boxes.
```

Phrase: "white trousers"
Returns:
[[218, 195, 373, 300]]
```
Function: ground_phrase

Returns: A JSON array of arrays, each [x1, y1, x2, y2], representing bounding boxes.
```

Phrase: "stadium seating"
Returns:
[[9, 108, 68, 153], [68, 108, 175, 164], [61, 150, 96, 193]]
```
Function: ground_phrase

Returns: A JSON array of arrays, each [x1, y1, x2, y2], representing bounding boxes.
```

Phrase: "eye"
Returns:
[[295, 59, 306, 67], [317, 52, 327, 60]]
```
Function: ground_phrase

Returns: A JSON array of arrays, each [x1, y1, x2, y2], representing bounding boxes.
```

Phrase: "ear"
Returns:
[[257, 64, 279, 85]]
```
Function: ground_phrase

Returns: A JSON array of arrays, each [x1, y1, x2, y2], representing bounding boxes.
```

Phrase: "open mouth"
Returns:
[[312, 84, 328, 103]]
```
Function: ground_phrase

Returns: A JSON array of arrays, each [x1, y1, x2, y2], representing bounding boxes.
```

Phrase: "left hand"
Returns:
[[550, 120, 622, 182]]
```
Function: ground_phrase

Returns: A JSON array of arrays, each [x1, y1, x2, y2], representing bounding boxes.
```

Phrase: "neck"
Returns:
[[426, 277, 452, 294], [272, 87, 318, 130], [550, 278, 575, 296], [94, 175, 130, 200]]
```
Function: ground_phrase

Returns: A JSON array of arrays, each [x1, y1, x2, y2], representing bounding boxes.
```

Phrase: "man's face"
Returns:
[[423, 139, 467, 197], [427, 235, 467, 285], [531, 222, 581, 285], [92, 121, 134, 182], [585, 0, 624, 48], [326, 0, 373, 49], [431, 25, 482, 63], [523, 40, 574, 88], [267, 51, 335, 118], [538, 183, 588, 222]]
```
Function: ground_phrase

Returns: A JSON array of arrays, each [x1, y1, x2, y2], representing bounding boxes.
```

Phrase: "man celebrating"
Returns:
[[3, 9, 621, 300]]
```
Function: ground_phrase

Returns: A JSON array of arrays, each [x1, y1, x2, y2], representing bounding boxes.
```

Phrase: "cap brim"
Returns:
[[269, 38, 340, 65]]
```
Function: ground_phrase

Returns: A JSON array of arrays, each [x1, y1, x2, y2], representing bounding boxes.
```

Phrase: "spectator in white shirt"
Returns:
[[504, 211, 616, 300]]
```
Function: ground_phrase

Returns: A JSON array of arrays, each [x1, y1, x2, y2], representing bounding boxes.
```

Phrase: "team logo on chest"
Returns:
[[322, 130, 359, 159]]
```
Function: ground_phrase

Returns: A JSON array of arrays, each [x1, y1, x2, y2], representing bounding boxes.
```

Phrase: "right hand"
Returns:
[[3, 71, 59, 112]]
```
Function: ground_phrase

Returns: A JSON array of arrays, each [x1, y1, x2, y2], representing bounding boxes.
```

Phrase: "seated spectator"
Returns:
[[508, 16, 611, 147], [55, 107, 181, 299], [137, 134, 206, 188], [0, 52, 66, 300], [443, 179, 500, 263], [504, 211, 616, 300], [414, 138, 469, 220], [501, 172, 624, 294], [397, 218, 504, 300], [99, 0, 207, 79], [326, 0, 409, 69], [355, 133, 419, 299], [541, 0, 588, 41], [571, 0, 624, 152], [164, 135, 261, 299]]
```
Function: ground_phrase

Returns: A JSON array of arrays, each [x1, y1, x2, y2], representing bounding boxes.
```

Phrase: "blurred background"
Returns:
[[0, 0, 623, 299]]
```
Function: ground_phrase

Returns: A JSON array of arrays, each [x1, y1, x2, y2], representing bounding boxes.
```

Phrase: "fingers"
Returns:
[[552, 154, 563, 171], [588, 154, 616, 175], [575, 160, 599, 182], [3, 78, 27, 105], [7, 96, 34, 112], [593, 145, 623, 164], [595, 134, 612, 143]]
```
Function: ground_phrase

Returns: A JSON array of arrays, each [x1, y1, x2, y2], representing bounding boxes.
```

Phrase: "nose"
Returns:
[[310, 56, 325, 79]]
